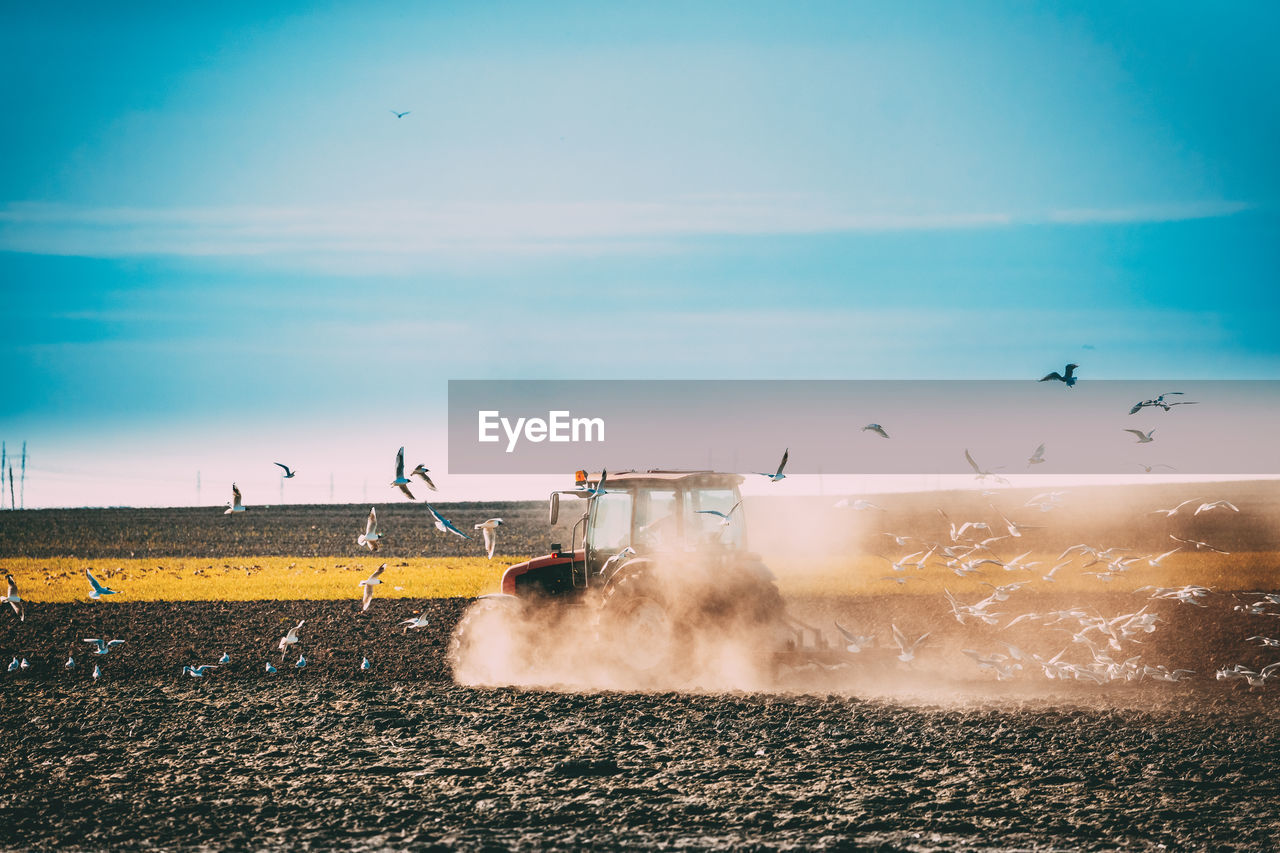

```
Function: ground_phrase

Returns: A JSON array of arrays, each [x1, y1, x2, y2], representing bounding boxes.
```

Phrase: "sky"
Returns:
[[1, 1, 1277, 508]]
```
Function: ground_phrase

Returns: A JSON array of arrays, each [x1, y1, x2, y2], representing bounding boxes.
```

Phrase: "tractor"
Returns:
[[448, 470, 846, 687]]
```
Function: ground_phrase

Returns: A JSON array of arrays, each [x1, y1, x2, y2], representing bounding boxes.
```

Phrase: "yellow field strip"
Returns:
[[2, 550, 1274, 603], [1, 556, 525, 603]]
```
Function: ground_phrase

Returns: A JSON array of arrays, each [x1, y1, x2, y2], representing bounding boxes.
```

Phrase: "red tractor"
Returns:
[[449, 470, 841, 687]]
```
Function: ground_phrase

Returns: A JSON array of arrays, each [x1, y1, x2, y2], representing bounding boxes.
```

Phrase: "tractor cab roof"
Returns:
[[583, 470, 744, 488]]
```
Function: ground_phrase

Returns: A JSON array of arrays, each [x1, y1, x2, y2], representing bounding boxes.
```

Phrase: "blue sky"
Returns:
[[1, 1, 1277, 507]]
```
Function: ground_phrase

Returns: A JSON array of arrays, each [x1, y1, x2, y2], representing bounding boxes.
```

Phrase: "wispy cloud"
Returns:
[[0, 197, 1253, 260]]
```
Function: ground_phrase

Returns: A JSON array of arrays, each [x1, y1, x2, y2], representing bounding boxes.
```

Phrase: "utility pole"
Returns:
[[7, 466, 13, 510], [1, 442, 6, 509], [197, 471, 202, 505], [20, 442, 26, 509], [329, 473, 334, 502]]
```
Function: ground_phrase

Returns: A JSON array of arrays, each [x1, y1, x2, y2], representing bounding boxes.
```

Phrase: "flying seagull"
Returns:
[[755, 448, 789, 482], [278, 620, 305, 655], [1026, 443, 1046, 467], [83, 638, 126, 655], [1169, 533, 1230, 555], [427, 504, 471, 539], [473, 518, 504, 559], [357, 506, 382, 551], [1124, 429, 1156, 444], [1129, 392, 1199, 415], [390, 447, 416, 500], [224, 483, 246, 514], [1151, 498, 1201, 517], [390, 109, 410, 118], [1195, 500, 1239, 515], [85, 570, 119, 600], [1136, 463, 1177, 473], [274, 463, 297, 479], [964, 449, 1008, 484], [183, 664, 217, 678], [1039, 363, 1078, 386], [890, 624, 931, 663], [360, 564, 386, 612], [833, 621, 876, 653], [579, 469, 609, 498], [410, 464, 438, 491], [401, 612, 430, 633], [696, 501, 743, 525], [4, 574, 24, 621], [862, 424, 889, 439]]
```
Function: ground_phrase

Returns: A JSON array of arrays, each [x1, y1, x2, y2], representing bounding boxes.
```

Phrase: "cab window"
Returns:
[[587, 492, 633, 555]]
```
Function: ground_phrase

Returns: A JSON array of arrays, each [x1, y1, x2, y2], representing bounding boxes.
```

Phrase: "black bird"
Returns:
[[390, 110, 410, 118], [1039, 363, 1078, 387]]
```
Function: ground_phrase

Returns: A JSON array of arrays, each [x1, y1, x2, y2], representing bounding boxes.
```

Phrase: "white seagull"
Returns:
[[401, 612, 430, 633], [1123, 428, 1155, 444], [83, 638, 126, 655], [390, 447, 416, 500], [1039, 363, 1078, 386], [1136, 463, 1177, 473], [218, 652, 231, 664], [964, 449, 1008, 484], [1026, 443, 1046, 467], [295, 655, 307, 669], [696, 501, 743, 524], [755, 448, 789, 482], [183, 664, 217, 677], [4, 574, 24, 620], [1169, 533, 1230, 555], [278, 620, 305, 654], [357, 506, 382, 551], [1194, 500, 1239, 515], [92, 665, 101, 681], [862, 424, 890, 439], [473, 518, 504, 558], [833, 621, 876, 653], [361, 657, 372, 671], [274, 462, 297, 478], [264, 662, 278, 674], [410, 464, 438, 491], [360, 563, 386, 612], [65, 656, 75, 670], [890, 624, 931, 662], [1151, 498, 1201, 517], [427, 504, 471, 539], [224, 483, 246, 514], [86, 570, 119, 600]]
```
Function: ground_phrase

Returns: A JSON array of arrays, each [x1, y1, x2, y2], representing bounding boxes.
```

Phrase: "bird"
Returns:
[[390, 447, 416, 500], [1123, 429, 1155, 444], [580, 469, 610, 498], [92, 665, 101, 681], [361, 657, 372, 671], [410, 464, 438, 491], [964, 450, 1007, 484], [6, 658, 17, 672], [390, 109, 410, 118], [1136, 463, 1177, 473], [1039, 364, 1078, 386], [401, 613, 430, 633], [834, 498, 885, 511], [274, 462, 297, 478], [295, 655, 307, 669], [1026, 444, 1046, 467], [426, 504, 471, 539], [1194, 500, 1239, 515], [1129, 392, 1198, 414], [264, 662, 278, 674], [65, 656, 75, 670], [862, 424, 890, 439], [696, 502, 743, 524], [4, 574, 24, 620], [278, 620, 305, 654], [183, 665, 217, 678], [224, 483, 246, 514], [360, 564, 386, 612], [1169, 533, 1229, 555], [85, 569, 119, 600], [1151, 498, 1201, 517], [357, 506, 382, 551], [755, 448, 789, 482], [218, 652, 231, 664], [83, 638, 125, 655], [833, 621, 876, 653], [890, 624, 931, 662], [473, 518, 504, 558]]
